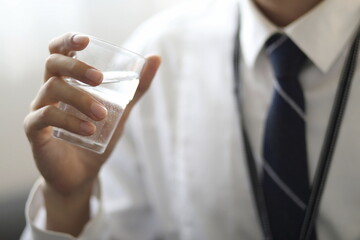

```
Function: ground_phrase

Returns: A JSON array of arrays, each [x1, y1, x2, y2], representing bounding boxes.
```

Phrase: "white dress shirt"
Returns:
[[21, 0, 360, 239]]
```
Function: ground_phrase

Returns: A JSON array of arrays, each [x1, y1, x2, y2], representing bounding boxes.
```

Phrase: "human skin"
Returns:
[[23, 33, 161, 236], [24, 0, 323, 237], [254, 0, 323, 27]]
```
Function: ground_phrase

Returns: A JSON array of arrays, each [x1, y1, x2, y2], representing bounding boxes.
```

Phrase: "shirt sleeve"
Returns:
[[20, 114, 164, 240], [20, 178, 109, 240]]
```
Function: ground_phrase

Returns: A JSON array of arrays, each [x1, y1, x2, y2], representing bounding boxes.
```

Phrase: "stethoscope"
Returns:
[[232, 8, 360, 240]]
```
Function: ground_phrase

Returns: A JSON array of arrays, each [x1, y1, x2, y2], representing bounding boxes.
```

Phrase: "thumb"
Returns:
[[101, 55, 161, 157], [133, 55, 161, 101]]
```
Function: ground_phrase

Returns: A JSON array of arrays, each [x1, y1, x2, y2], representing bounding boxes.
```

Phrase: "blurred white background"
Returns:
[[0, 0, 189, 238]]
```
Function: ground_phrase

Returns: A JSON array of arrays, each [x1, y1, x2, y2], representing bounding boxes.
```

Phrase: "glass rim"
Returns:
[[88, 35, 147, 61]]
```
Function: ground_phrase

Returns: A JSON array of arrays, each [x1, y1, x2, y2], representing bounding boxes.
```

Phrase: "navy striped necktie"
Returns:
[[262, 34, 316, 239]]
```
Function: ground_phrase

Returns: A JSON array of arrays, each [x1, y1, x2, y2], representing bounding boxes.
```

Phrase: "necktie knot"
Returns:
[[266, 34, 308, 78]]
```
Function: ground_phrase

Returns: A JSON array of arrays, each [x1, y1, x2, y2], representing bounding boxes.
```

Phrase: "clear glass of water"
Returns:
[[52, 36, 146, 154]]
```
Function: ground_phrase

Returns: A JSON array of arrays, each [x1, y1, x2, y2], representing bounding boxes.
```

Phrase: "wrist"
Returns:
[[42, 180, 94, 236]]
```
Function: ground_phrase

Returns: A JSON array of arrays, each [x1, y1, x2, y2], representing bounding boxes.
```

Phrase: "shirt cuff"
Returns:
[[25, 178, 108, 240]]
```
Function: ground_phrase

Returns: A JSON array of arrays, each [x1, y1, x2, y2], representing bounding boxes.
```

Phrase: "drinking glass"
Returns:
[[53, 36, 146, 154]]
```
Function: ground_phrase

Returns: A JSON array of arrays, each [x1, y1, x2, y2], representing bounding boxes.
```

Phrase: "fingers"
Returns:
[[49, 33, 89, 55], [46, 32, 101, 86], [24, 106, 96, 140], [31, 76, 107, 121], [44, 54, 103, 85], [25, 76, 108, 144]]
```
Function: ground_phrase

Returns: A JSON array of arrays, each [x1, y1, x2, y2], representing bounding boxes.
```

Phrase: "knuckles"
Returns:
[[39, 105, 57, 121], [45, 53, 84, 80], [48, 32, 75, 54], [29, 99, 37, 111], [23, 114, 32, 136], [43, 76, 61, 93], [45, 54, 59, 72], [29, 77, 61, 111]]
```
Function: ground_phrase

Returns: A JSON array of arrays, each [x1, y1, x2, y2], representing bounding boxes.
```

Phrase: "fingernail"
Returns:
[[91, 102, 107, 119], [80, 122, 95, 135], [85, 69, 103, 84], [72, 34, 88, 45]]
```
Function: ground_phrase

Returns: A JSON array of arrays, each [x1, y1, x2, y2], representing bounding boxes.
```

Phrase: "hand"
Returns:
[[23, 32, 161, 235]]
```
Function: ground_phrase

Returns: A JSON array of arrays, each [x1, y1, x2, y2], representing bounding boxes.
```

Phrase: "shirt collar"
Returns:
[[239, 0, 277, 69], [239, 0, 360, 73]]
